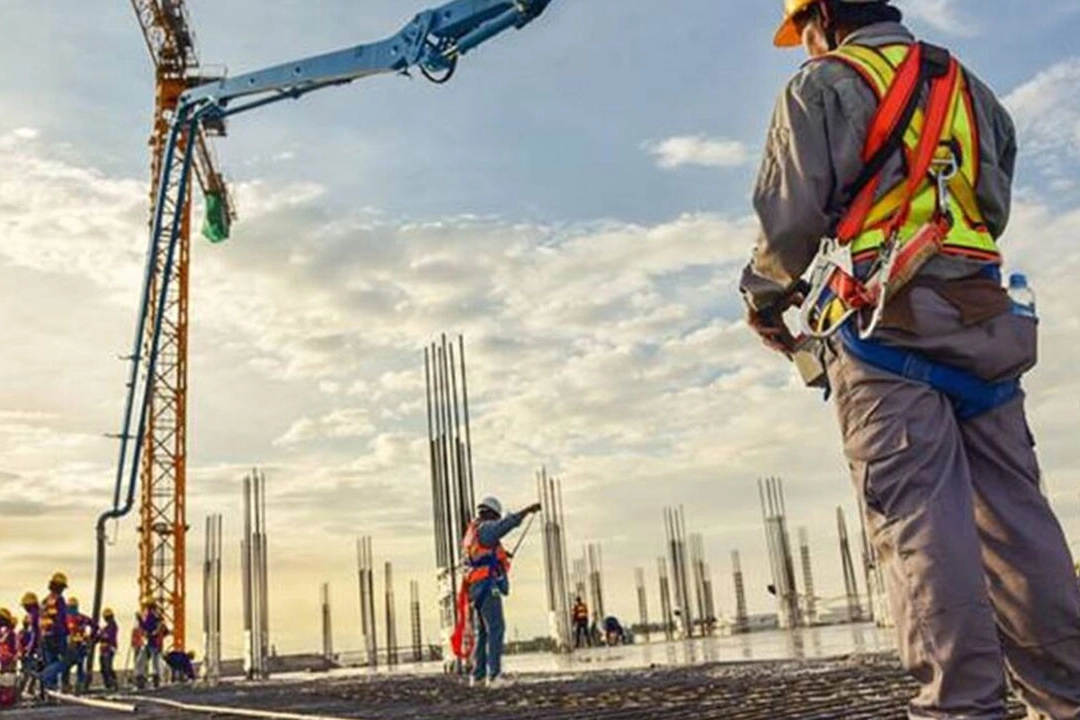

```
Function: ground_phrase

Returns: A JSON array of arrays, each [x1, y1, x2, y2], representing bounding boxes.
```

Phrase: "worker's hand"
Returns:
[[522, 502, 542, 516], [747, 306, 798, 356], [745, 285, 805, 357]]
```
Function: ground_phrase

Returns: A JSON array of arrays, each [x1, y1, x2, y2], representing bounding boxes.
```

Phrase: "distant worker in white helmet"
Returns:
[[741, 0, 1080, 717], [452, 495, 540, 688]]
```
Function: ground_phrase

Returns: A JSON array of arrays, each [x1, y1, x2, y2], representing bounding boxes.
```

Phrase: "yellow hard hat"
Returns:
[[774, 0, 818, 47], [21, 592, 39, 607], [0, 608, 13, 625], [50, 572, 68, 588], [141, 595, 156, 608], [103, 608, 115, 618], [774, 0, 891, 48], [68, 597, 79, 609]]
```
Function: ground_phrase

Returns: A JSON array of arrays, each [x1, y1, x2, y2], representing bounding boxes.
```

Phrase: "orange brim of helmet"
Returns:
[[774, 17, 802, 47]]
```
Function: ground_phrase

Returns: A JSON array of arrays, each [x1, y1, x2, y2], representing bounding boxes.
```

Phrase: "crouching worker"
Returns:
[[453, 496, 541, 687], [164, 650, 196, 684], [0, 609, 18, 708]]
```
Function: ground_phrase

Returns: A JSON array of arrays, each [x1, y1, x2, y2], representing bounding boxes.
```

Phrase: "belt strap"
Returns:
[[839, 325, 1019, 420]]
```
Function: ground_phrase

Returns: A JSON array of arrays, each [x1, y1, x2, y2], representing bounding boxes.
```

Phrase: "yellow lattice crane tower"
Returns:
[[130, 0, 232, 651]]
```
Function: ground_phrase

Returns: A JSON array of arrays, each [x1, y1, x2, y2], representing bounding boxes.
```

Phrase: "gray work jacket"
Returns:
[[740, 22, 1017, 312]]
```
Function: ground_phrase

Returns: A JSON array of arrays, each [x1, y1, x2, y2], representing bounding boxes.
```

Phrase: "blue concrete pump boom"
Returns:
[[91, 0, 558, 661]]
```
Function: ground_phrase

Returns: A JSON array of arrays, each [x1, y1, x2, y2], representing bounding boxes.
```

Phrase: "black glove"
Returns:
[[522, 503, 542, 516], [746, 283, 808, 357]]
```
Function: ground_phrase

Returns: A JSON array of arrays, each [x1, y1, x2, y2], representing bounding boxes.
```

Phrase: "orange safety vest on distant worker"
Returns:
[[824, 42, 1001, 265], [572, 601, 588, 623]]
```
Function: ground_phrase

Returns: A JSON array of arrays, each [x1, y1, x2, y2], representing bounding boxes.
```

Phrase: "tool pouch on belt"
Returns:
[[880, 283, 1037, 383]]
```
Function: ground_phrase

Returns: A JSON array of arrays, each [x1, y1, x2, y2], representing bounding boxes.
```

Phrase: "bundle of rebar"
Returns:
[[798, 527, 818, 626], [657, 557, 675, 640], [242, 470, 270, 678], [424, 334, 477, 654], [663, 507, 695, 638], [731, 550, 749, 634], [410, 580, 423, 663], [356, 536, 378, 667], [634, 568, 649, 643], [537, 468, 572, 651], [201, 514, 223, 682], [572, 557, 587, 604], [759, 478, 801, 629], [689, 533, 716, 635], [385, 562, 398, 667], [586, 543, 605, 625], [321, 583, 333, 660], [837, 507, 864, 623]]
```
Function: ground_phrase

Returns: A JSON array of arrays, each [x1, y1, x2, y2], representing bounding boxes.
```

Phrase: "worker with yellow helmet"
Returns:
[[741, 1, 1080, 716], [98, 608, 120, 692], [39, 572, 69, 691], [135, 596, 169, 689], [62, 597, 94, 693], [16, 592, 41, 700]]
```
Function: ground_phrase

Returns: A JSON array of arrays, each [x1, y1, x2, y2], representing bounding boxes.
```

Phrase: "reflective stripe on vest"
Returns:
[[826, 44, 1000, 264], [462, 520, 508, 586]]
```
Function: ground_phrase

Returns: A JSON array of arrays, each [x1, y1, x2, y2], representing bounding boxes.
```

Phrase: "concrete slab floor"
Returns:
[[10, 653, 1028, 720]]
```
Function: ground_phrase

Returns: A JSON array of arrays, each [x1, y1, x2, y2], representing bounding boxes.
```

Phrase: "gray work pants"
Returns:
[[828, 288, 1080, 719]]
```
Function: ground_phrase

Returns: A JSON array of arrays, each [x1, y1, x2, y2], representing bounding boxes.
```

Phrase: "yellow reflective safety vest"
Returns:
[[826, 44, 1001, 265]]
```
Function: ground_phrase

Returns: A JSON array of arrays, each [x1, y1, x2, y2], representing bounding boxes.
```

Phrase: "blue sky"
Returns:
[[1, 0, 1080, 655]]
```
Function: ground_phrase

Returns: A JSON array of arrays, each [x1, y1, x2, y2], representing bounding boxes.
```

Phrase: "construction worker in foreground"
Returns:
[[16, 593, 41, 699], [39, 572, 69, 691], [460, 496, 541, 687], [741, 1, 1080, 717], [134, 597, 169, 689], [97, 609, 119, 692]]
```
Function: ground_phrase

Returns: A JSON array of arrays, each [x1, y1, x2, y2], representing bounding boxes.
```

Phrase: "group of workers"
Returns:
[[570, 598, 627, 648], [0, 571, 195, 706]]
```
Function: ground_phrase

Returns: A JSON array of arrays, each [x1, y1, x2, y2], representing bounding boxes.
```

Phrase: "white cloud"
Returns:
[[3, 103, 1080, 657], [645, 135, 751, 170], [1005, 58, 1080, 188], [897, 0, 978, 37]]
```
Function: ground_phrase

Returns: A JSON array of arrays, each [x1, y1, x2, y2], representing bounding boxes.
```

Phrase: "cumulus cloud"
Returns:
[[897, 0, 978, 37], [645, 135, 751, 170], [4, 84, 1080, 656], [1005, 58, 1080, 191]]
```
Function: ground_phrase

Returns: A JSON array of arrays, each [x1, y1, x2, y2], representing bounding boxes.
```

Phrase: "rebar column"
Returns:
[[658, 557, 674, 641], [321, 583, 333, 660], [732, 550, 748, 634], [837, 507, 863, 623], [635, 568, 650, 643], [798, 527, 817, 626]]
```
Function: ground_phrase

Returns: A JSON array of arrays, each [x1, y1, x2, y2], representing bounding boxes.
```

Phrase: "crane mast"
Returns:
[[131, 0, 231, 652]]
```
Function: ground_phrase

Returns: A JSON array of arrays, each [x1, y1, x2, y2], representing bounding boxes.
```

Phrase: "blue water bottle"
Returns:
[[1008, 273, 1037, 320]]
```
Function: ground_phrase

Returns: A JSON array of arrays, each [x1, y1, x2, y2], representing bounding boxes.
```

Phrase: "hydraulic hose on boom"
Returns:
[[90, 0, 557, 680]]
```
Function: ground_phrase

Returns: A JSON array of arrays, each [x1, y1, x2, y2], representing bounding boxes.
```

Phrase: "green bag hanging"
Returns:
[[201, 190, 230, 243]]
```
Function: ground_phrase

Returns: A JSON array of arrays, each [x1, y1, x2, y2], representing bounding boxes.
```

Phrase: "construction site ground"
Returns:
[[15, 652, 1028, 720]]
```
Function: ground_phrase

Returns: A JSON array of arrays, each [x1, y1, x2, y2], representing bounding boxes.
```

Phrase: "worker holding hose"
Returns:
[[741, 1, 1080, 717], [455, 496, 541, 688]]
